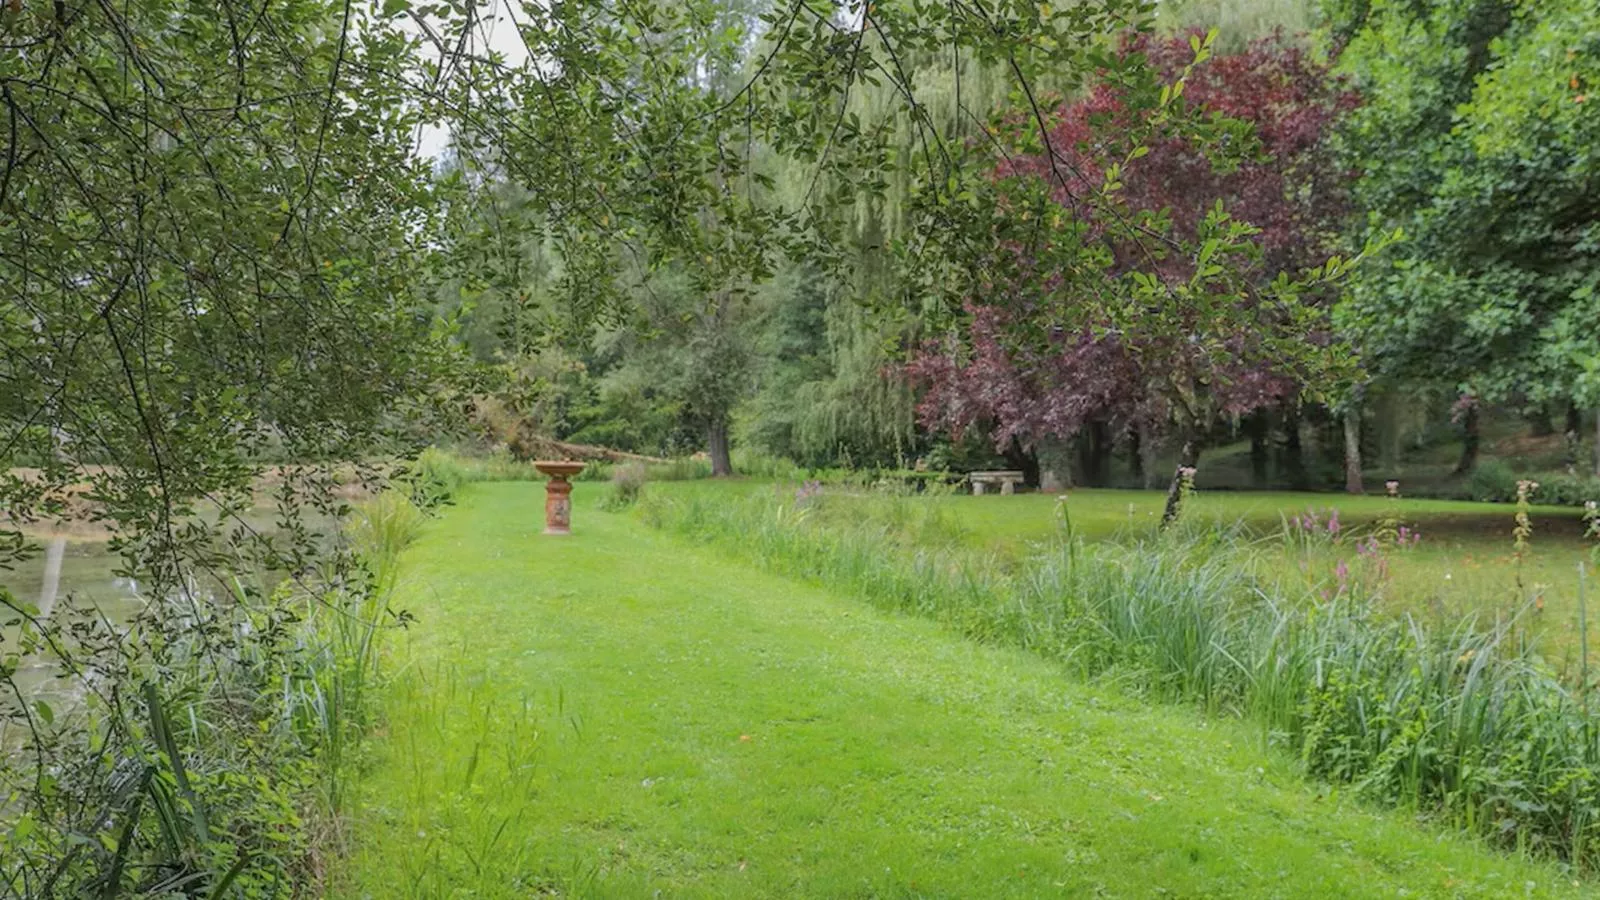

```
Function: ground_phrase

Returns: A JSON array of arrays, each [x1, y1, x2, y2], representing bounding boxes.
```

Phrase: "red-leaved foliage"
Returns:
[[911, 31, 1360, 452]]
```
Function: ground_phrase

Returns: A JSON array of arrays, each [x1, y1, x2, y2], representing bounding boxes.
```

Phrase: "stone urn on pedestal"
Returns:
[[534, 460, 586, 535]]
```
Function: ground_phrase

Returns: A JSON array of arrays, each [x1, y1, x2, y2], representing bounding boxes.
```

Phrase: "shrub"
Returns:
[[1462, 458, 1518, 503], [0, 488, 417, 895], [1438, 460, 1599, 509], [1539, 473, 1600, 508], [602, 462, 648, 510]]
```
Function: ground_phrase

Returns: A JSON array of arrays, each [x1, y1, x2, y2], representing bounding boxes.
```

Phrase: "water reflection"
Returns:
[[1, 540, 145, 723], [1, 520, 336, 737]]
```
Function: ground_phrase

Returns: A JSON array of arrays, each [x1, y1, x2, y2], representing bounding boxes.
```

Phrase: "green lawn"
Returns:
[[335, 482, 1584, 898]]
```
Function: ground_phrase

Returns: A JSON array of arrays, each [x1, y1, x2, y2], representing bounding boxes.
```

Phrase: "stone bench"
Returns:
[[968, 470, 1025, 495]]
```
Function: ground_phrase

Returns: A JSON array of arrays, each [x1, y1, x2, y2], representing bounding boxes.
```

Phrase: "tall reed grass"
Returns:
[[313, 491, 426, 802], [638, 488, 1600, 868]]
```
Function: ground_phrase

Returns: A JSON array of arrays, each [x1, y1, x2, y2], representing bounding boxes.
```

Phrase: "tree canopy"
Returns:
[[1333, 0, 1600, 412], [909, 30, 1366, 508]]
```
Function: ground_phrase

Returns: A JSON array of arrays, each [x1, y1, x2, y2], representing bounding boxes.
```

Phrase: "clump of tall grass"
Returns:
[[730, 449, 805, 480], [788, 481, 969, 549], [648, 457, 712, 480], [574, 461, 614, 481], [348, 490, 426, 597], [295, 490, 426, 809], [414, 446, 624, 489], [638, 488, 1600, 867], [410, 446, 471, 500]]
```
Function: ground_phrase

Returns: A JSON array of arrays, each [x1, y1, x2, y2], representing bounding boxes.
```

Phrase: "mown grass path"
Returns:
[[336, 483, 1580, 898]]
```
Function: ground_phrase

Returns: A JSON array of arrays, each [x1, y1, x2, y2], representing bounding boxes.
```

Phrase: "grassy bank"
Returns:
[[637, 482, 1600, 870], [650, 479, 1599, 656], [336, 483, 1583, 896]]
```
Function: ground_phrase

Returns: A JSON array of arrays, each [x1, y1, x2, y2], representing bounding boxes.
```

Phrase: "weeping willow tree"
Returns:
[[744, 53, 1024, 466], [1156, 0, 1314, 45], [790, 308, 919, 466]]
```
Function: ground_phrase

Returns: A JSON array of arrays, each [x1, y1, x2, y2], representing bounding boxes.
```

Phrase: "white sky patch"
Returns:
[[402, 0, 535, 160]]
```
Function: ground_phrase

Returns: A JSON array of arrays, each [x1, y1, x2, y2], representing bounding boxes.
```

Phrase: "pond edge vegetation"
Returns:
[[0, 485, 429, 896]]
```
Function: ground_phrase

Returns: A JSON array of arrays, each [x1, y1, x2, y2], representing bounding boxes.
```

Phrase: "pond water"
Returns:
[[1, 509, 344, 733], [0, 538, 142, 726]]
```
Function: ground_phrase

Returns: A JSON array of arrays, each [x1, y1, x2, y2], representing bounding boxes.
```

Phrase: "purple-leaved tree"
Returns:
[[911, 31, 1362, 520]]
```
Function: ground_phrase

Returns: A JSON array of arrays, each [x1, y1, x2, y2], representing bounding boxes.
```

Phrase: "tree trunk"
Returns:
[[1280, 404, 1307, 490], [1453, 403, 1480, 476], [1037, 438, 1070, 492], [1138, 423, 1159, 489], [1003, 437, 1040, 488], [1525, 403, 1555, 437], [1377, 390, 1401, 472], [1564, 402, 1582, 473], [1160, 437, 1201, 529], [1078, 420, 1112, 487], [1246, 410, 1270, 487], [1342, 405, 1364, 494], [707, 419, 733, 477], [1128, 427, 1145, 485]]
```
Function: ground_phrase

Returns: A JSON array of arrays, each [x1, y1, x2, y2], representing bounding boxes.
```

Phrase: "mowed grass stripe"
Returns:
[[336, 482, 1579, 898]]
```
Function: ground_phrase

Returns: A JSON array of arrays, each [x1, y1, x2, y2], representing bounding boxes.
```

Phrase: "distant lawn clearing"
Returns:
[[335, 483, 1583, 898], [657, 479, 1599, 658], [651, 479, 1591, 550]]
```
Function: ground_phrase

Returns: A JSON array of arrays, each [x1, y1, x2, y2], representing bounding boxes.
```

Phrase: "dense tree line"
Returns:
[[457, 0, 1598, 496]]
